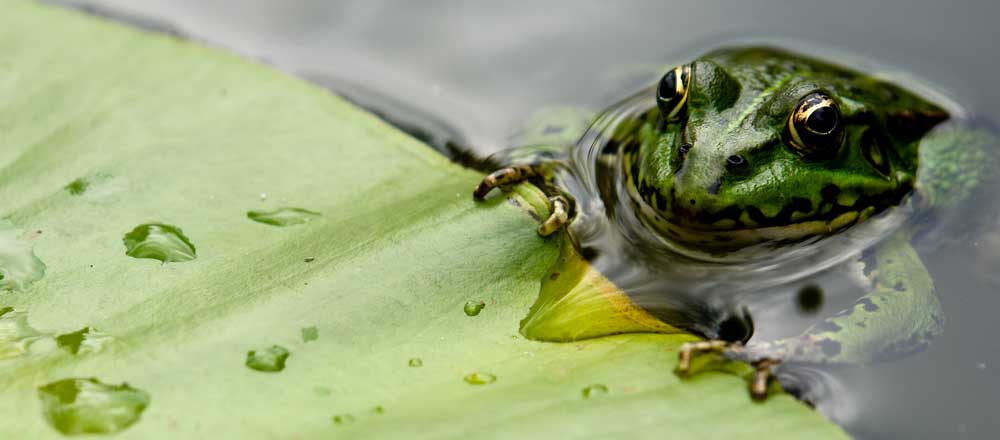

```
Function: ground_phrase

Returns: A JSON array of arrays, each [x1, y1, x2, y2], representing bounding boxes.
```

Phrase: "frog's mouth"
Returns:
[[623, 174, 912, 253]]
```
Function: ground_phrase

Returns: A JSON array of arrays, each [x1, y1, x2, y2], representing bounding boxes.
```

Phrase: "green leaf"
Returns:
[[0, 2, 846, 438]]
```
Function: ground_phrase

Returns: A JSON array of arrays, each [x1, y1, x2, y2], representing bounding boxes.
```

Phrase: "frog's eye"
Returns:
[[785, 92, 845, 158], [657, 65, 692, 122]]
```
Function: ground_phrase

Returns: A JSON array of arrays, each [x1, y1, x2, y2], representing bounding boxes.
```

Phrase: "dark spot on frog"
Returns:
[[678, 143, 691, 156], [858, 298, 879, 312], [655, 192, 668, 211], [893, 281, 905, 292], [689, 199, 696, 206], [549, 272, 560, 281], [813, 321, 841, 333], [817, 339, 842, 357], [821, 184, 841, 202], [856, 322, 866, 328], [542, 125, 564, 135]]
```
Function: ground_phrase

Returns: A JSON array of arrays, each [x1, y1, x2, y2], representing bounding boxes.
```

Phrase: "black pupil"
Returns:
[[806, 106, 838, 134], [726, 154, 746, 167], [658, 71, 677, 102]]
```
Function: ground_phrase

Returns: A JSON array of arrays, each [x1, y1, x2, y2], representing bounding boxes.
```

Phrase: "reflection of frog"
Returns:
[[473, 47, 995, 399]]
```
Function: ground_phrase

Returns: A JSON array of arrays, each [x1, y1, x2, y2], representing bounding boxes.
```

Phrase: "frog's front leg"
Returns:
[[473, 163, 573, 237], [680, 235, 944, 399]]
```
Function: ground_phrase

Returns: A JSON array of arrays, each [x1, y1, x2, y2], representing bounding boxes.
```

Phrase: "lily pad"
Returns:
[[0, 3, 845, 439]]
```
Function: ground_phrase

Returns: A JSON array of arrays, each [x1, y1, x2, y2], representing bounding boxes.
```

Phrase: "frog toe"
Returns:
[[676, 340, 783, 400], [536, 196, 570, 236], [473, 165, 540, 199]]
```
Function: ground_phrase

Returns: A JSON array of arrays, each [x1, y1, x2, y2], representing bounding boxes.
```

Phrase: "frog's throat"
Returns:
[[622, 170, 910, 251]]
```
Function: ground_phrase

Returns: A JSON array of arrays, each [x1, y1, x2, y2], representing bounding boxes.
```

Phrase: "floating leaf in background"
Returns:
[[0, 2, 845, 438]]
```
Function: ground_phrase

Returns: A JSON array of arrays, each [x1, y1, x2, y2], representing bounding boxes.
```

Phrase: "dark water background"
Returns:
[[60, 1, 1000, 438]]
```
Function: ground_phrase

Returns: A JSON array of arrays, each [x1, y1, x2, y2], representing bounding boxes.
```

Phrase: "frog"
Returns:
[[471, 46, 995, 400]]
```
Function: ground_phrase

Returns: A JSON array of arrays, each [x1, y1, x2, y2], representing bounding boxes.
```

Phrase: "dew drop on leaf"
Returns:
[[55, 327, 111, 355], [0, 307, 47, 360], [463, 372, 496, 385], [37, 378, 150, 436], [301, 326, 319, 342], [0, 221, 46, 291], [122, 224, 196, 263], [245, 345, 290, 372], [463, 301, 485, 317], [246, 208, 320, 227], [332, 414, 355, 425], [582, 384, 609, 399]]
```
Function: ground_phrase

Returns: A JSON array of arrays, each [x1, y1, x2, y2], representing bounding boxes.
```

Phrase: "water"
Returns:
[[0, 308, 47, 360], [246, 207, 321, 227], [462, 300, 485, 317], [301, 326, 319, 342], [463, 372, 497, 385], [581, 384, 608, 399], [122, 223, 197, 263], [56, 327, 110, 355], [332, 414, 355, 425], [58, 1, 1000, 438], [245, 345, 290, 372], [0, 220, 46, 291], [37, 378, 150, 436]]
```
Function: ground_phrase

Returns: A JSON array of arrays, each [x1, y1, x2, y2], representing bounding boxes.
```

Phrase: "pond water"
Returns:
[[62, 1, 1000, 438]]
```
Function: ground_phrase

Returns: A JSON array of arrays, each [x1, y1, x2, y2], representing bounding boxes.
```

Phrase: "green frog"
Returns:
[[472, 46, 994, 399]]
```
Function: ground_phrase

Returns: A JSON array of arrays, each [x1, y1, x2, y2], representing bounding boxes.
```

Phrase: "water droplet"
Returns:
[[56, 327, 111, 355], [64, 173, 127, 202], [0, 221, 46, 292], [582, 384, 609, 399], [122, 224, 196, 263], [65, 178, 89, 195], [301, 326, 319, 342], [259, 192, 268, 201], [463, 372, 496, 385], [0, 307, 47, 360], [372, 405, 385, 415], [246, 208, 320, 227], [245, 345, 290, 372], [37, 378, 150, 436], [332, 414, 355, 425], [463, 301, 486, 317], [407, 358, 423, 367]]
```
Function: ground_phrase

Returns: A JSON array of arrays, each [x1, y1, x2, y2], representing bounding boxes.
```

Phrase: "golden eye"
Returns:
[[657, 65, 691, 122], [785, 92, 844, 158]]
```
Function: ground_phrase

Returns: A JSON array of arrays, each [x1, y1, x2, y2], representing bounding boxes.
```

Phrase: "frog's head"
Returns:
[[625, 47, 949, 254]]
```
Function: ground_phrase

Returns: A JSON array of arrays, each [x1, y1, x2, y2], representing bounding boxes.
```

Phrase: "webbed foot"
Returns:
[[676, 340, 782, 401]]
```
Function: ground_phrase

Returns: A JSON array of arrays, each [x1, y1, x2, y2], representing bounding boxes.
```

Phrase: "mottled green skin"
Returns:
[[492, 47, 994, 366]]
